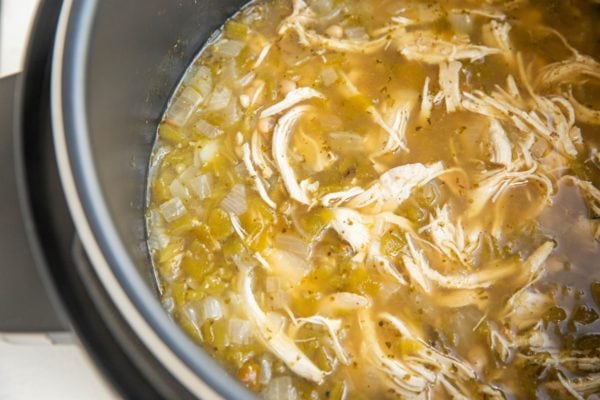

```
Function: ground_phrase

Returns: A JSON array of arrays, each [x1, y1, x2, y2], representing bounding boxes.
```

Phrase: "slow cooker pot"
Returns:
[[1, 0, 257, 398]]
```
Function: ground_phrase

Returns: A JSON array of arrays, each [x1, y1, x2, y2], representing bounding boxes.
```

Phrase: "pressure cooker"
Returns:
[[0, 0, 254, 398]]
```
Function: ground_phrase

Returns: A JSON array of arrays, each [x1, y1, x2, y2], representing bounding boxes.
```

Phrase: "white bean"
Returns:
[[258, 117, 275, 134], [279, 79, 297, 96], [325, 25, 344, 39], [240, 94, 250, 108]]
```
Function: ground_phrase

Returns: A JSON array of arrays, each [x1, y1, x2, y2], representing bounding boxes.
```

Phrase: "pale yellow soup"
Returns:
[[146, 0, 600, 398]]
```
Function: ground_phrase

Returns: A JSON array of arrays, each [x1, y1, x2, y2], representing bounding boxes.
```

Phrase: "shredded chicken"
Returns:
[[290, 25, 397, 54], [566, 89, 600, 125], [462, 69, 581, 158], [402, 233, 514, 292], [489, 326, 513, 363], [242, 143, 277, 209], [278, 0, 314, 35], [229, 213, 247, 240], [261, 87, 325, 118], [367, 216, 416, 286], [359, 310, 430, 398], [251, 130, 274, 178], [375, 103, 412, 154], [487, 20, 514, 65], [419, 76, 433, 122], [488, 119, 512, 166], [320, 187, 366, 208], [295, 129, 337, 173], [503, 290, 553, 331], [451, 7, 507, 20], [239, 267, 326, 383], [419, 205, 478, 265], [359, 310, 483, 398], [330, 208, 371, 255], [280, 0, 401, 54], [521, 241, 555, 282], [151, 1, 600, 397], [439, 61, 463, 113], [382, 312, 477, 380], [562, 175, 600, 216], [397, 32, 501, 64], [291, 315, 350, 365], [272, 105, 313, 204], [535, 55, 600, 91], [548, 372, 600, 399], [339, 71, 411, 154], [465, 162, 553, 219], [523, 351, 600, 373], [348, 162, 445, 212]]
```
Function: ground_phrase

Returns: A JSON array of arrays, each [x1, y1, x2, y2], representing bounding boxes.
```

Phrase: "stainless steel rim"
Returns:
[[50, 1, 251, 398]]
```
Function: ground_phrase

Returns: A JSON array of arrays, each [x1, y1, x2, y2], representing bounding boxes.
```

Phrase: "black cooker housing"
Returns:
[[2, 1, 257, 399]]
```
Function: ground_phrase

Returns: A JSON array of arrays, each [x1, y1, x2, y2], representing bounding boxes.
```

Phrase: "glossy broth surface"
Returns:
[[147, 1, 600, 398]]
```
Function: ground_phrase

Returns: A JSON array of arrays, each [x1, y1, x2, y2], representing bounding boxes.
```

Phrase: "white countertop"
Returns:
[[1, 1, 117, 398], [0, 334, 116, 400]]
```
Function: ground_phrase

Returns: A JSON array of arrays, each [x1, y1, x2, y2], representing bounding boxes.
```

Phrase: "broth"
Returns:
[[146, 0, 600, 398]]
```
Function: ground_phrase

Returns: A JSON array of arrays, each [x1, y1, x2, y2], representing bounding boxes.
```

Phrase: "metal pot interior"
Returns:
[[53, 0, 253, 398]]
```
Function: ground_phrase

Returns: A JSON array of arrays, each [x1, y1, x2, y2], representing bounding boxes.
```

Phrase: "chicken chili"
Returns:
[[147, 0, 600, 398]]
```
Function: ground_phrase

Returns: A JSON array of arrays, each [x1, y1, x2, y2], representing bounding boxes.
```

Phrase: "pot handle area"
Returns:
[[0, 74, 67, 332]]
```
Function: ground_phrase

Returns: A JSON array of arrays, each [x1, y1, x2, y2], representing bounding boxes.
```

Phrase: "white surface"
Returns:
[[0, 0, 39, 77], [1, 2, 118, 399], [0, 335, 117, 400]]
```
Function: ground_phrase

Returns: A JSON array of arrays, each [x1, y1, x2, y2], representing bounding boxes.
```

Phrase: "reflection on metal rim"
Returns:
[[50, 0, 253, 399]]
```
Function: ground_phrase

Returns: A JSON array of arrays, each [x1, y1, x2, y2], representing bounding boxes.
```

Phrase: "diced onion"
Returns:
[[200, 296, 224, 322], [261, 376, 298, 400], [274, 234, 312, 259], [228, 318, 253, 345], [265, 277, 280, 293], [269, 290, 290, 310], [165, 86, 203, 127], [147, 229, 169, 251], [221, 59, 240, 82], [194, 119, 224, 138], [189, 174, 213, 199], [194, 140, 219, 166], [147, 210, 170, 250], [265, 248, 313, 282], [221, 184, 247, 215], [178, 166, 198, 186], [159, 197, 187, 222], [183, 302, 201, 330], [216, 39, 245, 58], [185, 65, 213, 98], [345, 26, 369, 40], [265, 311, 287, 332], [207, 86, 232, 111], [223, 97, 242, 126], [169, 178, 190, 200], [224, 291, 243, 311], [259, 357, 272, 385]]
